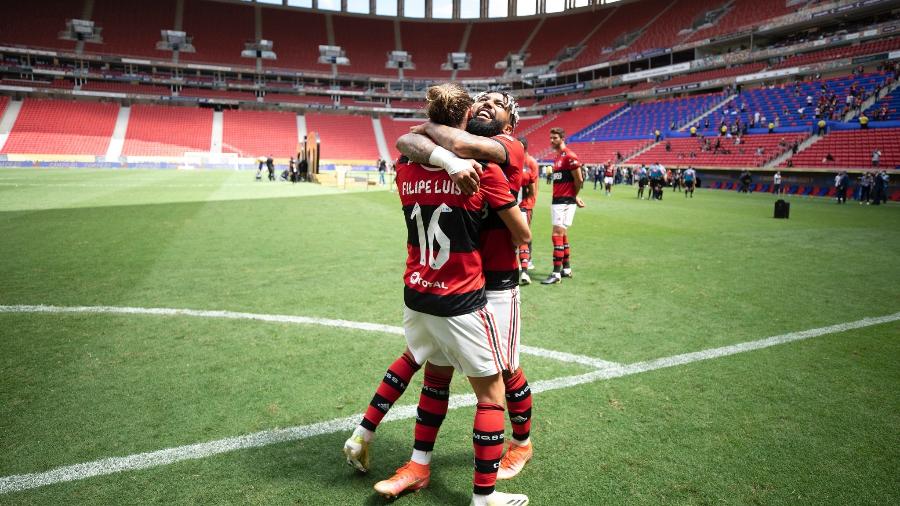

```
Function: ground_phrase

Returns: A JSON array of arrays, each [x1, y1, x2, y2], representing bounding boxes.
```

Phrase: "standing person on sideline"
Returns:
[[773, 171, 782, 195], [637, 165, 649, 199], [378, 158, 388, 185], [603, 163, 615, 196], [858, 171, 872, 204], [542, 127, 584, 285], [836, 171, 849, 204], [266, 155, 275, 181], [518, 136, 539, 285], [683, 166, 696, 198], [593, 163, 603, 190]]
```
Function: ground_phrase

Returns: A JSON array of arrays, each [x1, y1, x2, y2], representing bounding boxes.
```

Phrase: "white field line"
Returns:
[[1, 310, 897, 494], [0, 305, 616, 368]]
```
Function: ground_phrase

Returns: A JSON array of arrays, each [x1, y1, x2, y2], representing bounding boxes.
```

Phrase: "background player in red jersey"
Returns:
[[542, 127, 584, 285], [345, 83, 531, 506], [517, 136, 538, 286]]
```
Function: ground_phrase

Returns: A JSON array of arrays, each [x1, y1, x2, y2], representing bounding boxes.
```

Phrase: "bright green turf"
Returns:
[[0, 169, 898, 505]]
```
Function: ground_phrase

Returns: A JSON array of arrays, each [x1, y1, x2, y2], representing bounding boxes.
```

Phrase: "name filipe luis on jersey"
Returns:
[[401, 179, 463, 196]]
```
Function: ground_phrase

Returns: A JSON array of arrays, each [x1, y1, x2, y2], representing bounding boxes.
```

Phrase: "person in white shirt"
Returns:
[[773, 171, 782, 195]]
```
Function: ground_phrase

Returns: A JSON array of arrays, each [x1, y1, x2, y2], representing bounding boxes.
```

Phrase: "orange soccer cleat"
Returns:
[[373, 461, 431, 498]]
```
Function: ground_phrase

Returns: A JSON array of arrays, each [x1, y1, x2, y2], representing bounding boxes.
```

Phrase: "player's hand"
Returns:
[[450, 160, 482, 195], [576, 197, 586, 208], [410, 123, 429, 135]]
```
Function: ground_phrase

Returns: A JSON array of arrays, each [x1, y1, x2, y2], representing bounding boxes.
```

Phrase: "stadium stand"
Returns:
[[122, 105, 213, 157], [659, 62, 767, 89], [305, 113, 379, 161], [222, 110, 298, 158], [178, 87, 257, 101], [380, 117, 418, 161], [332, 16, 397, 77], [609, 0, 720, 61], [88, 0, 175, 60], [1, 98, 119, 155], [399, 22, 466, 78], [266, 93, 334, 105], [867, 90, 900, 121], [700, 73, 890, 131], [632, 133, 808, 167], [0, 96, 8, 118], [524, 12, 605, 67], [567, 139, 653, 165], [578, 93, 725, 141], [181, 0, 255, 66], [686, 0, 796, 43], [261, 8, 330, 73], [784, 128, 900, 169], [81, 81, 171, 95], [460, 19, 539, 77], [525, 103, 624, 159], [0, 0, 80, 52], [772, 37, 900, 69]]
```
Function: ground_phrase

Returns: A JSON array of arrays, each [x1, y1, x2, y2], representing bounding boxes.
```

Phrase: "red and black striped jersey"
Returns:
[[551, 147, 581, 204], [397, 157, 517, 317], [492, 134, 524, 195], [519, 154, 539, 210]]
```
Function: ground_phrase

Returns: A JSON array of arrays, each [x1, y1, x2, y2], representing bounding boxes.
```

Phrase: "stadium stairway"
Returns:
[[573, 105, 631, 140], [211, 111, 224, 154], [623, 140, 661, 163], [372, 117, 391, 162], [0, 98, 22, 152], [765, 133, 822, 168], [856, 79, 900, 121], [678, 94, 736, 132], [104, 105, 131, 160]]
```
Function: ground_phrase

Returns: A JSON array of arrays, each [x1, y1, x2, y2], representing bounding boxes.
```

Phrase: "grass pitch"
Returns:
[[1, 169, 898, 505]]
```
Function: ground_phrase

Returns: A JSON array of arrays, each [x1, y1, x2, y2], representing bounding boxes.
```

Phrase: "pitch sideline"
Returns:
[[0, 307, 897, 494]]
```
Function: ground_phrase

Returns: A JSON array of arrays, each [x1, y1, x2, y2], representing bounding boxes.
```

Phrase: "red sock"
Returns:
[[518, 244, 530, 268], [414, 370, 452, 451], [473, 402, 505, 495], [563, 234, 570, 268], [361, 352, 420, 431], [504, 369, 532, 443], [552, 235, 564, 272]]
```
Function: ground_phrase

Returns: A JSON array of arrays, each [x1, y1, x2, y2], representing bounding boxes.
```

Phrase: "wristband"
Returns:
[[429, 146, 466, 175]]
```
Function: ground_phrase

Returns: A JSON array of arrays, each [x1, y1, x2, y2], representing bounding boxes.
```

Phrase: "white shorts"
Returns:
[[487, 288, 521, 372], [403, 305, 506, 377], [604, 176, 614, 185], [551, 203, 577, 228]]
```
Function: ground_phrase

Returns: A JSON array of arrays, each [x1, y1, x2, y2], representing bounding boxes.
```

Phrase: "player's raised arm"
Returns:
[[410, 122, 507, 164], [396, 132, 481, 195]]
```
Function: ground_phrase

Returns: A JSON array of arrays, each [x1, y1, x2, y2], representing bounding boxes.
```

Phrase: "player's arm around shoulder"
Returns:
[[417, 122, 507, 164]]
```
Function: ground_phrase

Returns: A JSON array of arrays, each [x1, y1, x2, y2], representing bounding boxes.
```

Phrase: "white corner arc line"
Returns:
[[0, 305, 619, 368], [1, 310, 897, 495]]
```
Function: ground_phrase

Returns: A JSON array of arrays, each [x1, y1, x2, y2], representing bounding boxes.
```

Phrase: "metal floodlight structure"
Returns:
[[242, 39, 277, 60], [386, 50, 415, 70], [442, 51, 470, 71], [318, 45, 349, 66], [156, 30, 195, 52], [59, 19, 103, 43]]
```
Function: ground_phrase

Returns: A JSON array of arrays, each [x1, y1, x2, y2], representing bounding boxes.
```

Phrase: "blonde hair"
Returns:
[[425, 83, 474, 128]]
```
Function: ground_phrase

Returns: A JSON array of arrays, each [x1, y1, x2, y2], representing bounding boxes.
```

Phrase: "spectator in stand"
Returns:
[[872, 149, 881, 167], [665, 141, 671, 152], [690, 126, 697, 137], [753, 111, 760, 127], [817, 119, 827, 135], [823, 153, 835, 164], [654, 129, 661, 142], [859, 113, 869, 129]]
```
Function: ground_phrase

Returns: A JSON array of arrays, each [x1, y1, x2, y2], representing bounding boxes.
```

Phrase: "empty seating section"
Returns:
[[785, 128, 900, 169], [88, 0, 174, 60], [1, 98, 119, 155], [568, 139, 652, 164], [181, 0, 254, 66], [0, 96, 8, 118], [525, 13, 603, 66], [687, 0, 796, 43], [632, 133, 808, 168], [122, 105, 213, 156], [81, 81, 171, 95], [660, 63, 766, 88], [582, 94, 724, 141], [773, 38, 900, 69], [524, 103, 623, 159], [305, 113, 378, 161], [460, 20, 538, 77], [222, 110, 298, 158], [332, 16, 397, 77], [380, 117, 419, 160], [267, 94, 334, 105], [0, 0, 80, 51], [699, 73, 889, 131], [400, 22, 466, 78], [611, 0, 718, 60], [261, 8, 330, 73]]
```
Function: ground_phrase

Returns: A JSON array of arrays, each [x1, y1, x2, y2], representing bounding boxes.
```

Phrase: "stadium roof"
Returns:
[[241, 0, 626, 19]]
